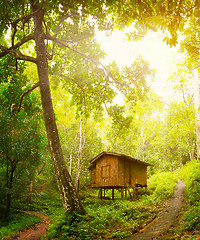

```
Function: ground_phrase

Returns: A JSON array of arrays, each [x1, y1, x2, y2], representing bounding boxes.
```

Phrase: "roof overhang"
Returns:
[[89, 151, 153, 169]]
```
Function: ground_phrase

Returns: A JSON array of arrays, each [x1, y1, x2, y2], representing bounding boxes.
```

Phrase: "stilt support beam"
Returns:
[[112, 188, 114, 200], [98, 188, 102, 199]]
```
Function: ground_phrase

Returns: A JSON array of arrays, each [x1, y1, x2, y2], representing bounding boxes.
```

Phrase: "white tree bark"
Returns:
[[69, 148, 73, 176], [193, 69, 200, 160], [75, 114, 85, 191]]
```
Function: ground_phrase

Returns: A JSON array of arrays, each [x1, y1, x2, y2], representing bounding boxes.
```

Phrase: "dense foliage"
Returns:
[[178, 161, 200, 234], [0, 55, 42, 215]]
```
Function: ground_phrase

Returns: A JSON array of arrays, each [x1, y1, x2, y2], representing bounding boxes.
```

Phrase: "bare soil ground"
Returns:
[[10, 211, 50, 240], [124, 180, 186, 240]]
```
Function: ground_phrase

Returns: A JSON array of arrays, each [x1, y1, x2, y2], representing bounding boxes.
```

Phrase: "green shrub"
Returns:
[[46, 211, 93, 240], [46, 170, 178, 239], [5, 169, 178, 240], [111, 230, 129, 239], [0, 211, 40, 239], [177, 160, 200, 186], [147, 171, 177, 202], [176, 160, 200, 234], [182, 206, 200, 231]]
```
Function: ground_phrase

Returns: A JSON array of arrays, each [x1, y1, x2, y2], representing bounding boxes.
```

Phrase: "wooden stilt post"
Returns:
[[126, 185, 133, 200], [132, 187, 139, 200], [112, 188, 114, 200], [121, 187, 124, 198], [98, 188, 102, 199]]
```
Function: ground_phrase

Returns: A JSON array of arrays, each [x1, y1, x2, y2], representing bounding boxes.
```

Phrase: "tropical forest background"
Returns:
[[0, 0, 200, 239]]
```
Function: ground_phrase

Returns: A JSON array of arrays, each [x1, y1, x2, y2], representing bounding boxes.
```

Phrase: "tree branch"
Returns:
[[181, 83, 189, 107], [48, 15, 71, 59], [55, 15, 71, 37], [60, 74, 86, 107], [11, 82, 39, 116], [60, 74, 85, 94], [11, 22, 18, 49], [10, 8, 41, 48], [16, 50, 37, 63], [45, 35, 113, 77], [45, 35, 132, 94], [0, 34, 35, 59], [11, 8, 41, 29]]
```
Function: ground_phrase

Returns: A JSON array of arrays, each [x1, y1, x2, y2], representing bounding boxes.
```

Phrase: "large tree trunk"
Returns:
[[30, 1, 86, 215]]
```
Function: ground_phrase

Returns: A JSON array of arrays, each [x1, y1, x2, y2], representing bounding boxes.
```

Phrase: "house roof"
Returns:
[[89, 151, 152, 169]]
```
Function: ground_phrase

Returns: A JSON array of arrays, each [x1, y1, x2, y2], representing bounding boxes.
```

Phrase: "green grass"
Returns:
[[2, 161, 200, 240], [0, 169, 183, 240], [46, 171, 177, 239], [0, 211, 40, 239], [46, 198, 159, 240], [176, 160, 200, 237], [160, 160, 200, 240], [0, 188, 64, 240]]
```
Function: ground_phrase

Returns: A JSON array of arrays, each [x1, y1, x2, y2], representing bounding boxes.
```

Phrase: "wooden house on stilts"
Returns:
[[88, 152, 152, 200]]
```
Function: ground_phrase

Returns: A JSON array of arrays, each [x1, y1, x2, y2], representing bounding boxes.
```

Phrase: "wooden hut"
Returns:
[[88, 151, 152, 199]]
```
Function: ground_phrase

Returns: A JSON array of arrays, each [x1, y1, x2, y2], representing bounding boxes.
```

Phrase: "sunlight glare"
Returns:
[[95, 29, 179, 102]]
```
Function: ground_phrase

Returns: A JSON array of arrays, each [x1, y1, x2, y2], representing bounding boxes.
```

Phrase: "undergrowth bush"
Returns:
[[0, 211, 40, 239], [177, 160, 200, 187], [177, 160, 200, 234], [147, 171, 177, 202], [47, 170, 176, 239], [47, 199, 158, 240]]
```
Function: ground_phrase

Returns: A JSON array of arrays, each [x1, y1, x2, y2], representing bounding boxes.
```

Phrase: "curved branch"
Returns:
[[48, 15, 71, 59], [0, 34, 35, 59], [60, 74, 85, 94], [16, 50, 37, 63], [46, 35, 112, 75], [60, 74, 86, 108], [55, 15, 71, 37], [11, 8, 41, 28], [181, 83, 188, 107], [0, 47, 36, 63], [96, 90, 113, 118], [11, 82, 39, 116], [45, 35, 131, 91], [10, 7, 42, 47]]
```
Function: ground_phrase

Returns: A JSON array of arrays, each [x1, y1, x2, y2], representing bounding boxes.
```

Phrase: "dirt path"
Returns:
[[10, 211, 50, 240], [124, 179, 186, 240]]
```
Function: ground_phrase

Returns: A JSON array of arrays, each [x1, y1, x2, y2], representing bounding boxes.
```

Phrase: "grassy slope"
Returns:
[[0, 211, 40, 240], [160, 161, 200, 240]]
